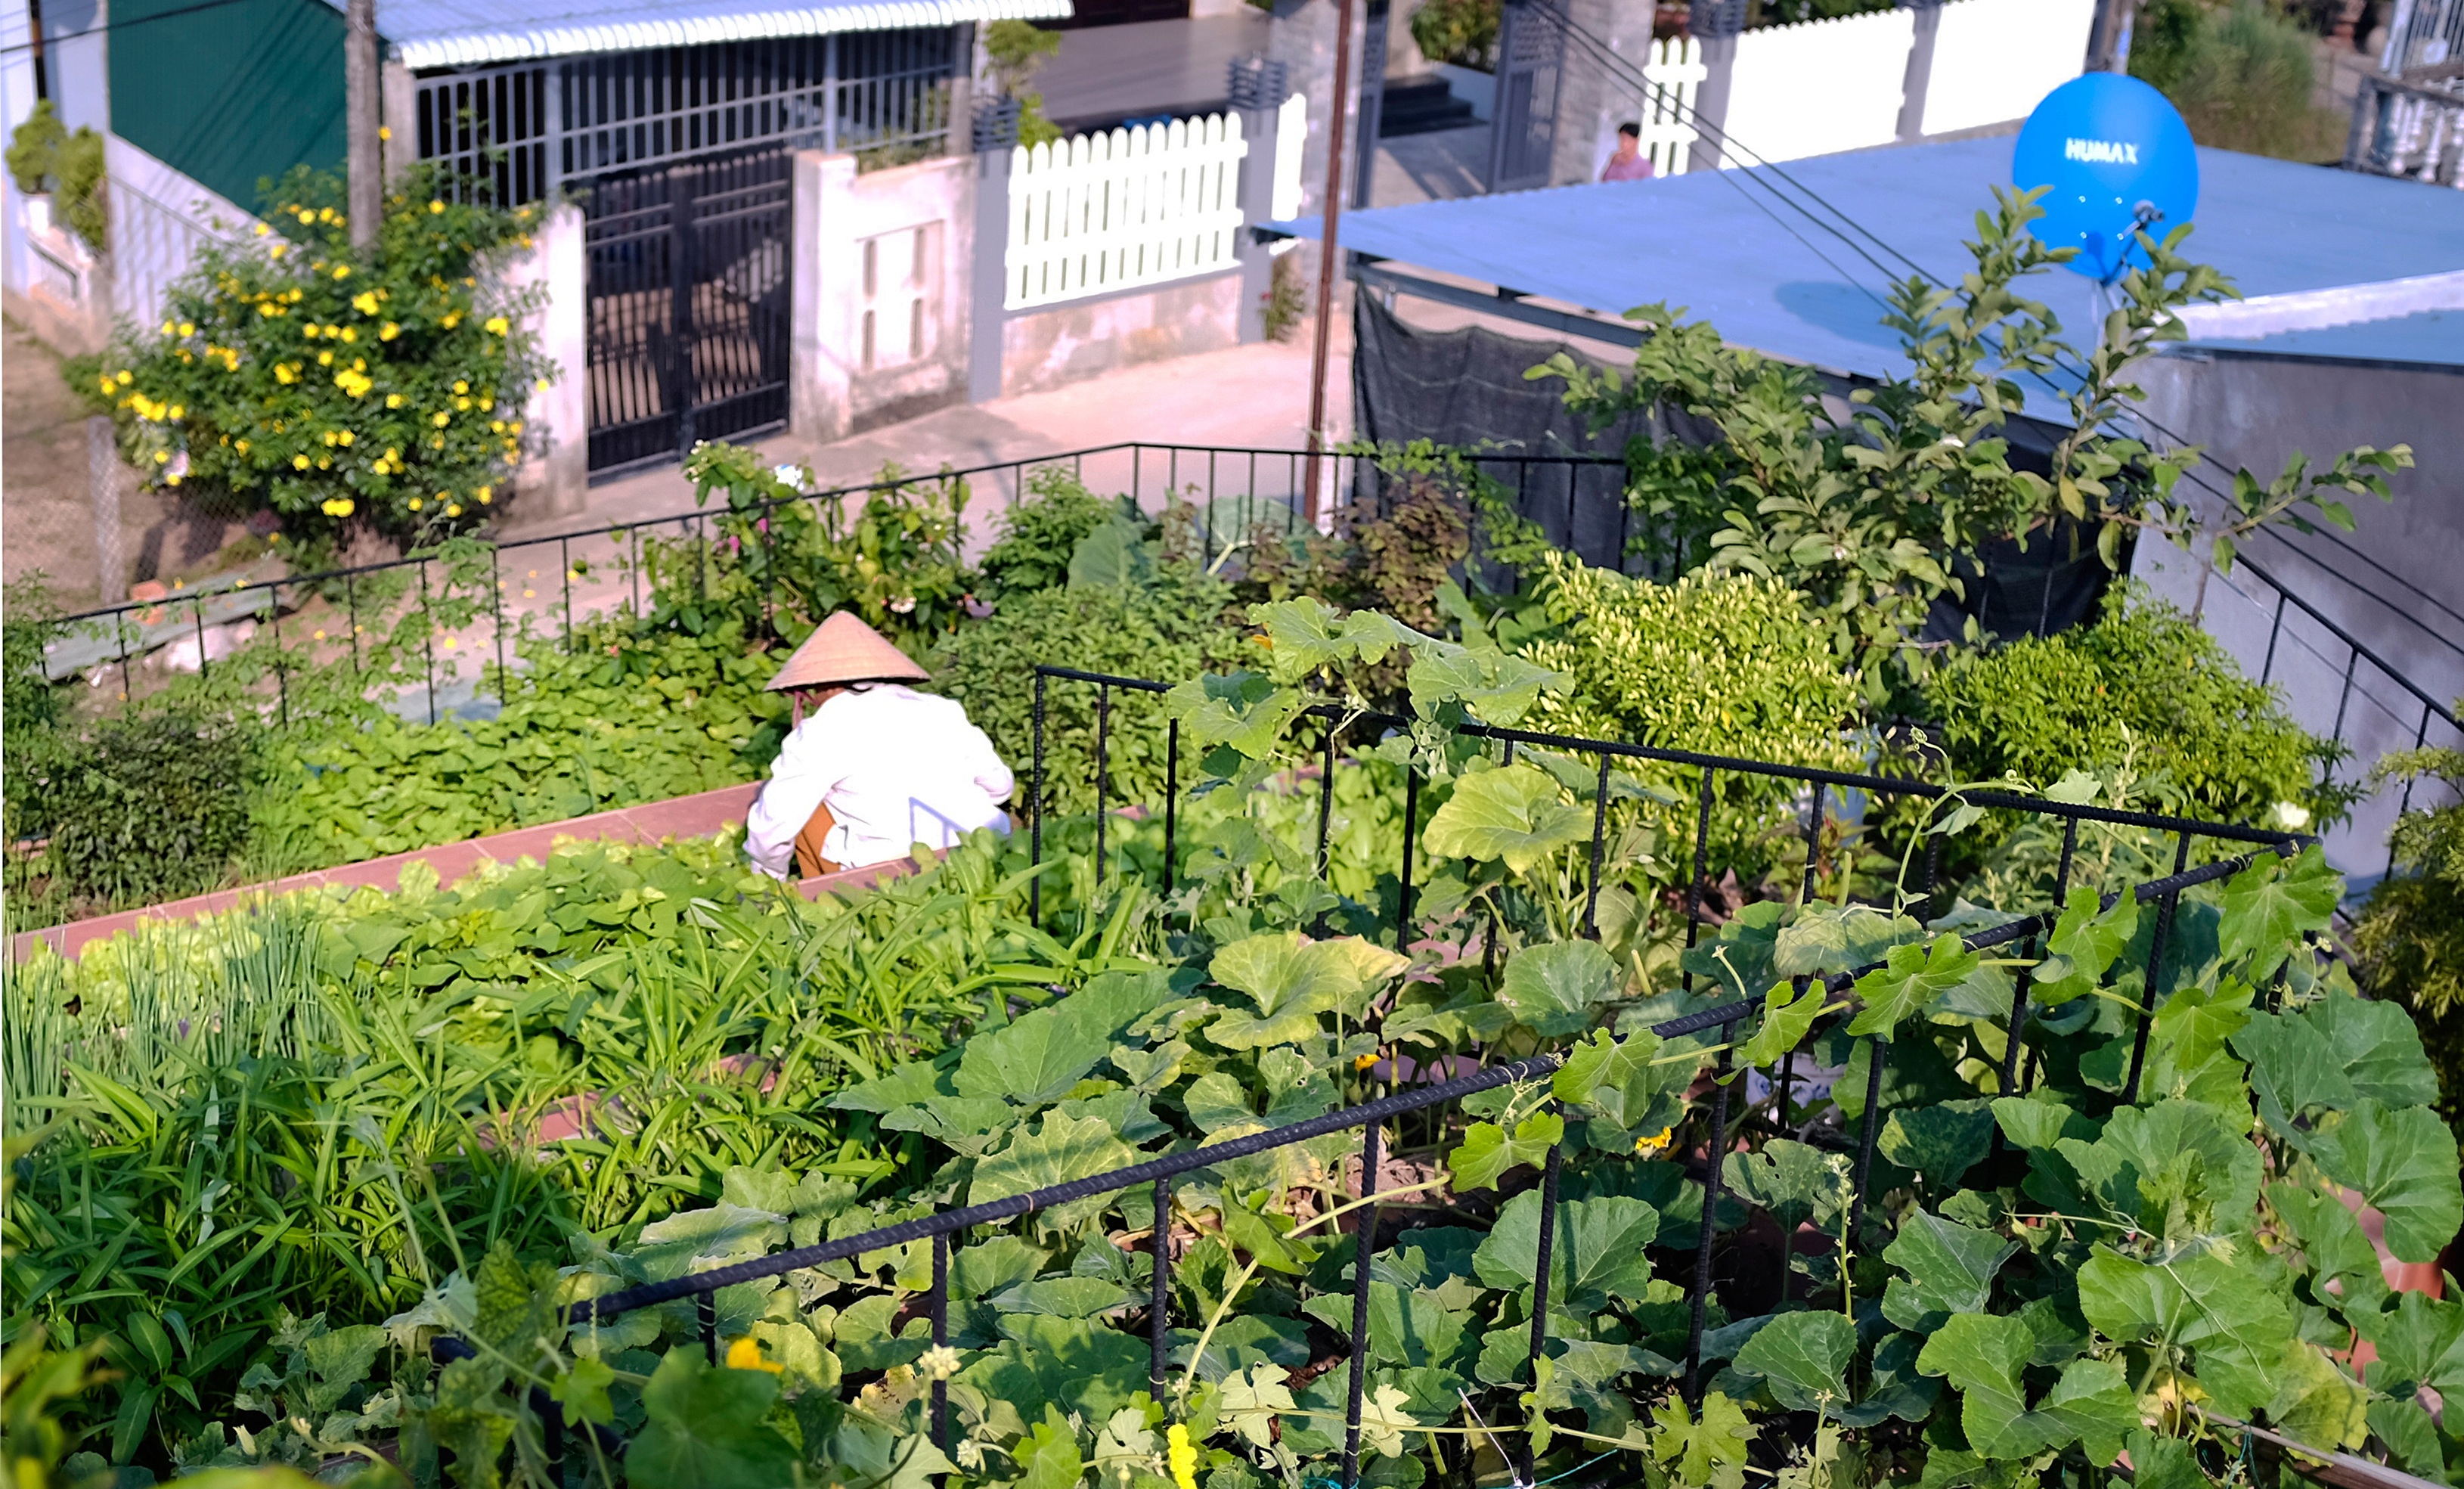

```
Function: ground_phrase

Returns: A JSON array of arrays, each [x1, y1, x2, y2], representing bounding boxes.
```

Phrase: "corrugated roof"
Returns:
[[383, 0, 1071, 70], [1277, 136, 2464, 378]]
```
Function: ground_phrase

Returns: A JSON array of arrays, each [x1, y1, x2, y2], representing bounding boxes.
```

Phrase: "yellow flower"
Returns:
[[339, 327, 358, 343], [725, 1337, 784, 1375], [476, 489, 492, 504], [322, 430, 337, 445], [333, 265, 351, 279], [253, 222, 271, 237], [116, 370, 132, 385], [445, 503, 462, 517], [1167, 1424, 1198, 1489], [176, 321, 194, 337], [455, 397, 471, 411], [302, 324, 321, 339], [432, 412, 451, 427], [429, 200, 446, 214], [336, 430, 355, 445], [1354, 1052, 1379, 1072], [379, 125, 391, 141], [161, 320, 175, 333], [321, 497, 355, 518], [293, 454, 311, 470], [259, 302, 280, 318], [409, 497, 423, 510], [442, 634, 457, 647], [386, 393, 406, 408], [168, 404, 184, 420], [234, 440, 249, 454], [318, 351, 335, 367], [153, 450, 169, 464], [1634, 1125, 1675, 1156], [441, 311, 463, 328], [274, 363, 298, 384], [482, 316, 510, 335], [352, 290, 380, 315], [269, 243, 286, 258], [380, 322, 399, 340]]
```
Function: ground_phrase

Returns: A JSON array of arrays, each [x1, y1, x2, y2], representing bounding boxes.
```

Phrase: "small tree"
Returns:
[[983, 20, 1066, 147], [1533, 187, 2409, 702], [8, 101, 107, 253], [98, 166, 552, 547]]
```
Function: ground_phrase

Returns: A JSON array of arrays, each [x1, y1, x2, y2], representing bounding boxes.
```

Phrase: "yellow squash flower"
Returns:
[[724, 1337, 783, 1374], [1167, 1424, 1198, 1489]]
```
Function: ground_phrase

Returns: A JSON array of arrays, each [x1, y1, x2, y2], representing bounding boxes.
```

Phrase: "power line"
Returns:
[[1523, 3, 2454, 680]]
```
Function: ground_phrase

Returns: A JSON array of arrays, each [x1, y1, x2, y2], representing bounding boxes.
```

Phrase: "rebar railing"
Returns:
[[493, 665, 2307, 1480]]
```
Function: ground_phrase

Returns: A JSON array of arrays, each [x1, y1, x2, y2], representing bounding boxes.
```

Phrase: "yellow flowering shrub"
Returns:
[[104, 165, 551, 539]]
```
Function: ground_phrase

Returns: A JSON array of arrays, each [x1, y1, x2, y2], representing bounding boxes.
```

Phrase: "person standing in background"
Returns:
[[1601, 122, 1656, 181]]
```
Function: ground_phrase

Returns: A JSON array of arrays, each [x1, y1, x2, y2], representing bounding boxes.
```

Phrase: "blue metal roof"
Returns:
[[1280, 136, 2464, 378], [2183, 308, 2464, 365]]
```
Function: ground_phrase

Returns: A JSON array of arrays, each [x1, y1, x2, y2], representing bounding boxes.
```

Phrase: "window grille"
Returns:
[[413, 30, 960, 204]]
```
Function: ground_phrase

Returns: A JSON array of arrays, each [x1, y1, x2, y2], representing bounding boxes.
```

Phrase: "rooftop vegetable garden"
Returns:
[[5, 189, 2460, 1489]]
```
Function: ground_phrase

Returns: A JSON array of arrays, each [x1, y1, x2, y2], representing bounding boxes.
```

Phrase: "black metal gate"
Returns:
[[582, 144, 792, 474], [1486, 0, 1564, 193]]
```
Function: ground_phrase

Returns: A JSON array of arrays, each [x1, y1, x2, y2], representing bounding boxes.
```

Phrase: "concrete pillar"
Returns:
[[1235, 103, 1283, 343], [1685, 11, 1738, 172], [956, 109, 1005, 406], [1895, 0, 1943, 143], [380, 56, 417, 183], [1548, 0, 1664, 186], [1269, 0, 1367, 220], [792, 150, 854, 442], [510, 203, 587, 516], [88, 414, 125, 603]]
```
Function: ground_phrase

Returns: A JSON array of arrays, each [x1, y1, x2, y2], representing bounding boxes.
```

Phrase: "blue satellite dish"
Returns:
[[2012, 73, 2199, 282]]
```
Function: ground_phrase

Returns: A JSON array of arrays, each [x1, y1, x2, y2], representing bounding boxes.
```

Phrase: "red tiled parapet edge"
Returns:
[[10, 783, 933, 963]]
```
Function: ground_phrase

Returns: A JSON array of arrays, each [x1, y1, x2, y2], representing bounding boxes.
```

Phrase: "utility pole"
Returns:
[[346, 0, 381, 250], [1302, 0, 1356, 528]]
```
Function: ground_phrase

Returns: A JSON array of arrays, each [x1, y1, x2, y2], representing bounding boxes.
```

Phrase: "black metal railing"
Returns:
[[36, 440, 2445, 866], [482, 665, 2307, 1480]]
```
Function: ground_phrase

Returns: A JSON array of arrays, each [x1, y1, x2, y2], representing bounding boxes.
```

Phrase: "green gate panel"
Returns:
[[110, 0, 346, 212]]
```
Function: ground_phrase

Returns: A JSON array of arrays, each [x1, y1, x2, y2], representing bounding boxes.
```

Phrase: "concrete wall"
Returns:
[[503, 203, 589, 521], [2128, 345, 2464, 883], [791, 150, 975, 445], [999, 268, 1244, 396]]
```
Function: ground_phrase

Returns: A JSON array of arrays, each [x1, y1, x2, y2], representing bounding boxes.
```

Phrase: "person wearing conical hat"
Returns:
[[743, 612, 1015, 879]]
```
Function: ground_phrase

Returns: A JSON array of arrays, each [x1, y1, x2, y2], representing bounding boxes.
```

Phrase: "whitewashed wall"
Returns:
[[1724, 7, 1916, 165], [1922, 0, 2096, 137], [106, 137, 262, 333], [1006, 113, 1249, 311]]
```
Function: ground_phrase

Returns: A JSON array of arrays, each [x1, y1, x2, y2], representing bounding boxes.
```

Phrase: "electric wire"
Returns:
[[1514, 2, 2459, 723]]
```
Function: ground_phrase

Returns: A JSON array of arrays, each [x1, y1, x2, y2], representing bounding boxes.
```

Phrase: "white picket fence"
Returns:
[[1725, 6, 1917, 165], [1921, 0, 2097, 137], [1632, 36, 1706, 177], [1005, 113, 1250, 312]]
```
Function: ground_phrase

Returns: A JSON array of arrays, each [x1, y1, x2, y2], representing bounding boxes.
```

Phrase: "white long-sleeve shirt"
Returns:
[[743, 684, 1015, 878]]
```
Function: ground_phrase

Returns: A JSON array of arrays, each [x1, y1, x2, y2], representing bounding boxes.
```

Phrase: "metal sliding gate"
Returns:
[[412, 30, 965, 473], [581, 146, 793, 473]]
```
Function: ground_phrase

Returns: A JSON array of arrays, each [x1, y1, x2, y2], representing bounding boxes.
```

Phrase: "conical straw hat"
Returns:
[[767, 611, 930, 691]]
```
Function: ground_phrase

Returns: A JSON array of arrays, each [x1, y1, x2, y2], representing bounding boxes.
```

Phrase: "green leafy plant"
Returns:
[[1534, 188, 2413, 700], [1919, 590, 2336, 827], [8, 706, 262, 909], [984, 19, 1067, 147], [2131, 0, 2351, 161], [101, 165, 552, 541], [7, 100, 107, 253], [1409, 0, 1499, 69], [2353, 739, 2464, 1138]]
